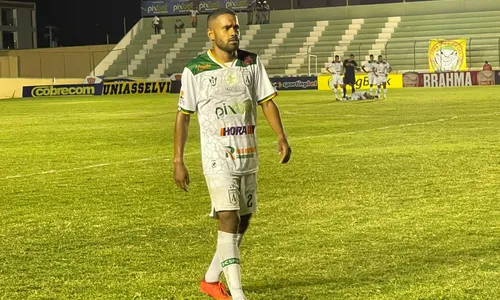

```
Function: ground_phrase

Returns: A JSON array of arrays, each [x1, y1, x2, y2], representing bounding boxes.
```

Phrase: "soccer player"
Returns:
[[189, 9, 199, 28], [348, 91, 376, 101], [343, 54, 359, 100], [374, 55, 392, 99], [326, 55, 344, 101], [362, 54, 377, 95], [173, 8, 291, 300]]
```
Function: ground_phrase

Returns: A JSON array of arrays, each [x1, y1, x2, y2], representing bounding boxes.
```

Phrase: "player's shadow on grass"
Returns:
[[245, 243, 498, 297], [244, 275, 351, 297]]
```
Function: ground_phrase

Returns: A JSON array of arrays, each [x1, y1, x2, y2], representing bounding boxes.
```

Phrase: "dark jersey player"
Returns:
[[343, 54, 359, 100]]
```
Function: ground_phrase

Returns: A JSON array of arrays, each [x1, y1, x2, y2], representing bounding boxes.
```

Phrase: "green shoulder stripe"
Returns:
[[236, 50, 258, 68], [186, 52, 221, 75]]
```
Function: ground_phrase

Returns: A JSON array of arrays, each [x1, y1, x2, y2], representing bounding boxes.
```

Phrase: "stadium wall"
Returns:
[[232, 0, 500, 24], [0, 78, 82, 99], [0, 45, 116, 79]]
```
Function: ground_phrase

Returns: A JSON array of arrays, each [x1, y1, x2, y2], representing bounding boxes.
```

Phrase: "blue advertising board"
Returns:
[[141, 1, 170, 17], [141, 0, 248, 17], [270, 76, 318, 91], [22, 84, 103, 98]]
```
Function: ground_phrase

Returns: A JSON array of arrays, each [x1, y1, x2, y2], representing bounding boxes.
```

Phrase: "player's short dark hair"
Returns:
[[485, 61, 489, 64], [350, 54, 355, 57], [335, 55, 339, 58], [369, 54, 374, 57], [378, 55, 383, 58], [207, 8, 236, 26]]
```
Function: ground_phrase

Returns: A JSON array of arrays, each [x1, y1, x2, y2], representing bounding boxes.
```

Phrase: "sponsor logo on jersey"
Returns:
[[209, 76, 217, 86], [179, 90, 185, 104], [242, 70, 252, 86], [224, 146, 256, 160], [197, 63, 211, 72], [224, 71, 238, 85], [243, 56, 253, 65], [220, 125, 255, 136], [215, 101, 250, 119]]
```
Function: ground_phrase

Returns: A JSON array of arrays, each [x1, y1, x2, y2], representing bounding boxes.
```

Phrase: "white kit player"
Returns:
[[173, 8, 291, 300], [326, 55, 344, 101], [374, 55, 392, 99], [348, 91, 376, 101], [362, 54, 377, 95]]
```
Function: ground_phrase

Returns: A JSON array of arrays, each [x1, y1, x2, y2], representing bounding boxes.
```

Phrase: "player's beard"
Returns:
[[215, 37, 239, 53]]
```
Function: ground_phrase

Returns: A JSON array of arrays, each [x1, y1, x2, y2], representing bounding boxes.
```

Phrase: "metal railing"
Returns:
[[265, 37, 500, 75], [3, 37, 500, 78]]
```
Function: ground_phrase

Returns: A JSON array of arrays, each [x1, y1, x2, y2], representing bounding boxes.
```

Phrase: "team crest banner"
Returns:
[[428, 39, 467, 72]]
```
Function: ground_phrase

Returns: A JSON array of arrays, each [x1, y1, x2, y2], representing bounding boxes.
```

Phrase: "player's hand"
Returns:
[[173, 162, 190, 192], [277, 137, 292, 164]]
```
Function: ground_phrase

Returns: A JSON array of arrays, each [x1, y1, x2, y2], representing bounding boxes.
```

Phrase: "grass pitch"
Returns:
[[0, 87, 499, 300]]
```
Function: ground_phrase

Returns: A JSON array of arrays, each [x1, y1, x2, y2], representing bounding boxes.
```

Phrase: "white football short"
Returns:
[[330, 74, 344, 86], [368, 73, 377, 85], [377, 75, 388, 85], [205, 173, 257, 219]]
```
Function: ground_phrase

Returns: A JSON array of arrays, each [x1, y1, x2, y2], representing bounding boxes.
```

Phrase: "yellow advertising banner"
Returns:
[[428, 39, 467, 72], [318, 74, 403, 91]]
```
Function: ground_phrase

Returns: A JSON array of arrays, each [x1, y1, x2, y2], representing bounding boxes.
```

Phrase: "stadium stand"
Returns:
[[95, 10, 500, 78]]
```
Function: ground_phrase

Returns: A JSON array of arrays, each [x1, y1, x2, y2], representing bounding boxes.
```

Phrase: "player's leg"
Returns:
[[237, 173, 257, 240], [383, 81, 388, 99], [368, 74, 374, 95], [338, 77, 345, 100], [334, 76, 342, 100], [342, 78, 347, 99], [202, 175, 245, 299], [376, 77, 381, 98]]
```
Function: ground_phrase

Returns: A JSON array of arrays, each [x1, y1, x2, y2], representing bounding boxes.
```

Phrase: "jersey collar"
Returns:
[[208, 49, 237, 68]]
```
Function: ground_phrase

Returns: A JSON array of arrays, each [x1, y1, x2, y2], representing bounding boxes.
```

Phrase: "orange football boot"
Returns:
[[200, 279, 232, 300]]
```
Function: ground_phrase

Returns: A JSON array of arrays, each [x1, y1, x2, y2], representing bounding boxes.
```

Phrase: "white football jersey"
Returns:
[[375, 61, 391, 76], [363, 60, 377, 71], [328, 61, 343, 75], [178, 50, 276, 175]]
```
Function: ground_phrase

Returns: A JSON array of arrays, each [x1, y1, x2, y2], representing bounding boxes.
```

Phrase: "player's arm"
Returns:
[[173, 111, 190, 191], [361, 64, 369, 73], [326, 66, 332, 74], [355, 62, 361, 72], [260, 100, 291, 164], [255, 56, 291, 164], [173, 67, 197, 191], [388, 65, 392, 74]]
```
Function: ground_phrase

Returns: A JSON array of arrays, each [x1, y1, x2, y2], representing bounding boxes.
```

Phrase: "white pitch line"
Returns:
[[2, 112, 499, 181], [0, 157, 165, 181], [294, 112, 500, 141]]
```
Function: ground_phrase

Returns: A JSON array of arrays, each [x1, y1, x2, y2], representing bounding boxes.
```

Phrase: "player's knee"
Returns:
[[218, 210, 240, 233]]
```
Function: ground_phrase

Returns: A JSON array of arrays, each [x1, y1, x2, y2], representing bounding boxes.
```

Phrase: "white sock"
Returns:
[[384, 88, 387, 97], [205, 234, 243, 283], [376, 87, 380, 96], [333, 88, 338, 98], [218, 231, 245, 298], [369, 86, 373, 94]]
